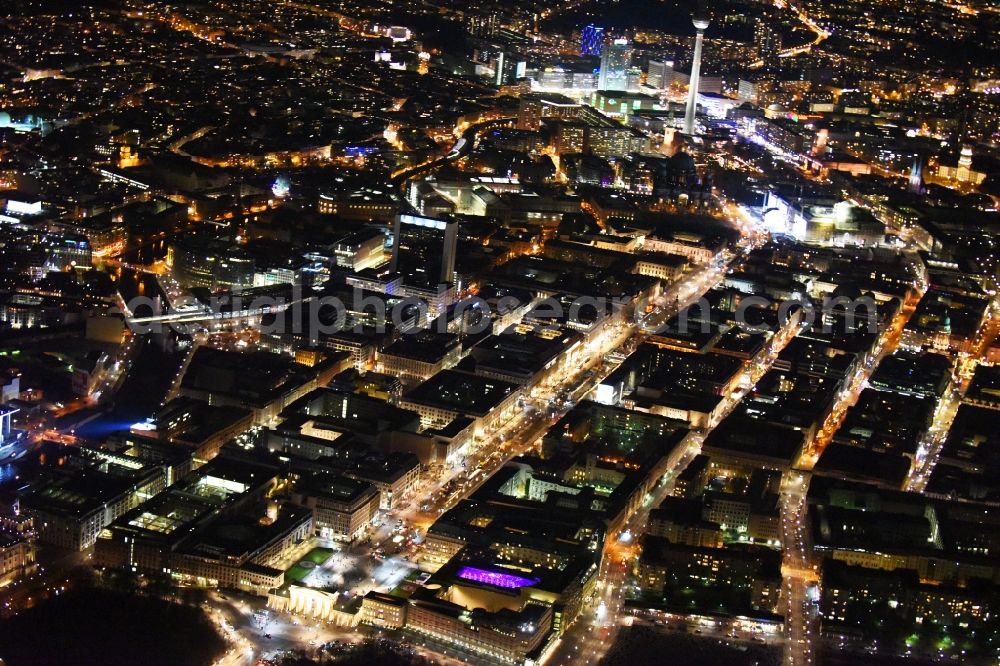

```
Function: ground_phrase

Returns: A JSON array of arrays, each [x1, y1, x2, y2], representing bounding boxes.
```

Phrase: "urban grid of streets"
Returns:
[[8, 120, 958, 666], [2, 0, 995, 664], [87, 159, 746, 666], [191, 175, 785, 666], [4, 125, 992, 666], [12, 105, 983, 666], [200, 120, 999, 666]]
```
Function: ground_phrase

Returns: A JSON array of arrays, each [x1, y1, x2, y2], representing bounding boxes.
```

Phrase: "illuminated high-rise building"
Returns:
[[598, 38, 631, 92], [466, 10, 499, 37], [908, 155, 925, 194], [580, 24, 605, 57], [647, 60, 674, 90], [494, 51, 525, 86], [390, 214, 458, 287], [0, 405, 13, 444], [754, 18, 782, 56], [0, 404, 19, 459], [683, 8, 710, 135]]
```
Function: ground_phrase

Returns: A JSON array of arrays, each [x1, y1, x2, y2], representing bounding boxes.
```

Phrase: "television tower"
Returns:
[[683, 6, 711, 135]]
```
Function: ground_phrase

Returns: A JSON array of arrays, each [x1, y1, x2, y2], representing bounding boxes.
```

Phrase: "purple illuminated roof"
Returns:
[[456, 566, 539, 589]]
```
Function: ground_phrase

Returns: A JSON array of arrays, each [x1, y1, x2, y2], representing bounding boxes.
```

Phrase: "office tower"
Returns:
[[517, 93, 581, 131], [754, 18, 782, 56], [494, 51, 524, 86], [580, 24, 604, 57], [683, 10, 710, 135], [391, 214, 458, 286], [0, 405, 13, 444], [909, 156, 925, 194], [737, 79, 759, 104], [518, 95, 544, 131], [466, 10, 499, 37], [647, 60, 674, 90], [625, 68, 643, 92], [598, 38, 631, 92]]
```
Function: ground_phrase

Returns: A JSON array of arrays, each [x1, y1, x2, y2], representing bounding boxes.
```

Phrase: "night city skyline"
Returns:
[[0, 1, 999, 665]]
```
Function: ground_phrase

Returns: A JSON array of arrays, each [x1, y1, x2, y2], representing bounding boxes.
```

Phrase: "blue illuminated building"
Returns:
[[0, 405, 22, 459], [580, 24, 604, 57], [345, 145, 378, 157]]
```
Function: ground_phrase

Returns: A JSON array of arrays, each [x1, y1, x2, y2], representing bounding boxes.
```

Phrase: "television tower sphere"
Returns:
[[692, 12, 710, 30]]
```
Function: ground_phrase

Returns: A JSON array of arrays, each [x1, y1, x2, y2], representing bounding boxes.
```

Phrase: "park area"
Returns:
[[0, 587, 226, 666]]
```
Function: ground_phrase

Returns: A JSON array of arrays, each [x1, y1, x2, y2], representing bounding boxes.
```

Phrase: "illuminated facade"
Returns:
[[390, 214, 459, 287], [580, 24, 604, 57], [289, 476, 380, 542], [0, 405, 15, 447], [936, 145, 986, 187], [598, 39, 631, 92], [406, 597, 553, 665], [95, 459, 311, 596], [0, 533, 35, 587], [399, 370, 523, 435], [360, 591, 408, 628]]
